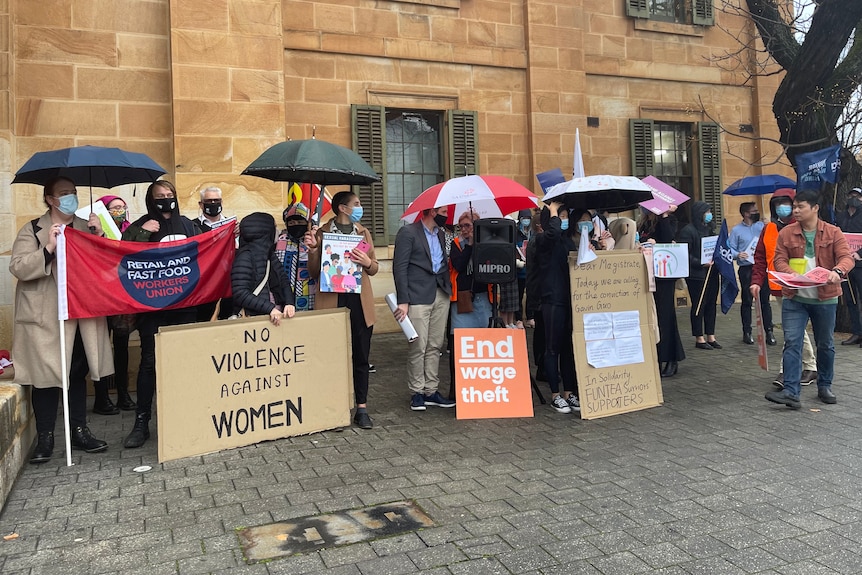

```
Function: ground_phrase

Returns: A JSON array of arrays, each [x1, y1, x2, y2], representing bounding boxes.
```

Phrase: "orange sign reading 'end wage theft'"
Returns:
[[454, 328, 533, 419]]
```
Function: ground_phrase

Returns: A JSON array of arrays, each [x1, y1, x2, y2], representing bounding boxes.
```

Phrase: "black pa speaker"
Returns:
[[473, 218, 517, 284]]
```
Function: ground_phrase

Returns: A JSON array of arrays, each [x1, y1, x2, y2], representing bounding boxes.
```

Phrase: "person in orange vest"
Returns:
[[751, 188, 817, 390]]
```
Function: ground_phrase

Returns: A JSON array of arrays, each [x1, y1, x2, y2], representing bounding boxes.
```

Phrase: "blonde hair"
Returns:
[[458, 209, 479, 224]]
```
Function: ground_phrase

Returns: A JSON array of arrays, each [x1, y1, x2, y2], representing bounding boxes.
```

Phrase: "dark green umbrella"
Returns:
[[241, 139, 379, 186], [241, 138, 380, 224]]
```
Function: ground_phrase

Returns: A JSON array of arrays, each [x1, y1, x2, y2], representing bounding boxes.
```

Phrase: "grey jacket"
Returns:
[[392, 221, 452, 305]]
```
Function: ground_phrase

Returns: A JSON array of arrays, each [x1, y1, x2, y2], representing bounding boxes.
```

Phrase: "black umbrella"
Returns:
[[241, 138, 380, 223], [542, 175, 654, 213]]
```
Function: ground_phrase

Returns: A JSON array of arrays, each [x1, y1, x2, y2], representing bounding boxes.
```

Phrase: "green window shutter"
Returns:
[[698, 122, 722, 222], [351, 104, 387, 246], [629, 119, 654, 177], [447, 110, 478, 177], [625, 0, 649, 19], [692, 0, 715, 26]]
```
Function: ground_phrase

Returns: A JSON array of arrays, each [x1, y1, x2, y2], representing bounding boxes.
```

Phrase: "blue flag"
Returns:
[[712, 220, 738, 314], [796, 144, 841, 190]]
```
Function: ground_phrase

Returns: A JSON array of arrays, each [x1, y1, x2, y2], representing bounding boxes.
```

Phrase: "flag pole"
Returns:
[[695, 264, 713, 317], [56, 228, 74, 467]]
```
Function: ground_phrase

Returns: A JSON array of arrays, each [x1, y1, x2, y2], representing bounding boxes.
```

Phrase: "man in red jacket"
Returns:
[[764, 190, 854, 409]]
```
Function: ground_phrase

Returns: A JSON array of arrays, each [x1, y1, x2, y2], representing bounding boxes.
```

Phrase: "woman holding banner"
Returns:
[[122, 180, 200, 449], [678, 201, 720, 351], [11, 176, 113, 463]]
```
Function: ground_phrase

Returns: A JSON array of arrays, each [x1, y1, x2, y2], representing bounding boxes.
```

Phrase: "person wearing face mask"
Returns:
[[306, 192, 379, 428], [275, 202, 317, 312], [194, 186, 235, 322], [677, 201, 721, 350], [391, 205, 456, 412], [93, 194, 138, 415], [729, 202, 772, 345], [122, 180, 201, 448], [12, 176, 113, 463], [835, 187, 862, 346], [535, 202, 583, 414], [752, 188, 818, 389], [513, 210, 533, 328]]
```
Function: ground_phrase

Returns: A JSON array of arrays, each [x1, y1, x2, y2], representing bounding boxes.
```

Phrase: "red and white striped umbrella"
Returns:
[[401, 175, 538, 223]]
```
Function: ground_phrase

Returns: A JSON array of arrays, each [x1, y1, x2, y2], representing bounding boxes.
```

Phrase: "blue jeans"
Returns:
[[781, 298, 836, 399]]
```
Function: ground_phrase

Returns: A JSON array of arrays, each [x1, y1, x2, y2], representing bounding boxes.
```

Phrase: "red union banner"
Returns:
[[58, 223, 235, 319]]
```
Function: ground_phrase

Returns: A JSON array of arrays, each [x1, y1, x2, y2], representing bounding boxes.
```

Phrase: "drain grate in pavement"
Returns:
[[237, 500, 435, 562]]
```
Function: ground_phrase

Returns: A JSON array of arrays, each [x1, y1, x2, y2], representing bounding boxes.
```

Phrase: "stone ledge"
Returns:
[[0, 381, 34, 513]]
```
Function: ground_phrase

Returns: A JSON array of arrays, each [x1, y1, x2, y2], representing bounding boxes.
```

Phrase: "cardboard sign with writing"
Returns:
[[454, 328, 533, 419], [155, 309, 352, 462], [569, 251, 663, 419], [701, 235, 718, 265]]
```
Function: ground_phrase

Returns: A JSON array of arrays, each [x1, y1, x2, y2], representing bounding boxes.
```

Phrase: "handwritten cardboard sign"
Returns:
[[454, 329, 533, 419], [569, 250, 663, 419], [155, 309, 352, 462]]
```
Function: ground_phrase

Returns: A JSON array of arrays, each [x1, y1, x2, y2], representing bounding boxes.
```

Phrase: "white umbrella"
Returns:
[[543, 175, 653, 212]]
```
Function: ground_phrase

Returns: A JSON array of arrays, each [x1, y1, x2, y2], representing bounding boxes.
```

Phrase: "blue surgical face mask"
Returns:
[[560, 219, 569, 231], [704, 212, 713, 224], [349, 206, 363, 223], [57, 194, 79, 215], [578, 221, 594, 235], [520, 218, 531, 228], [635, 232, 640, 244], [776, 205, 792, 218]]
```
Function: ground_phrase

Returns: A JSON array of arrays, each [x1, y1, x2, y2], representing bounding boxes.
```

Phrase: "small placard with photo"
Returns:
[[318, 233, 363, 294]]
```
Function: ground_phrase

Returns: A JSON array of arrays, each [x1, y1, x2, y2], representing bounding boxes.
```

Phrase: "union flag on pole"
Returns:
[[288, 182, 331, 216], [57, 223, 235, 320]]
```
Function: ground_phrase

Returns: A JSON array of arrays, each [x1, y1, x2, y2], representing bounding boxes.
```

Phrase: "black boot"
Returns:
[[114, 376, 137, 411], [71, 426, 108, 453], [93, 380, 120, 415], [124, 413, 150, 448], [30, 431, 54, 464]]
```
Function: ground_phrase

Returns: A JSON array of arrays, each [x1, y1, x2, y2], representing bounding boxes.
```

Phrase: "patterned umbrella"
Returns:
[[400, 175, 538, 223]]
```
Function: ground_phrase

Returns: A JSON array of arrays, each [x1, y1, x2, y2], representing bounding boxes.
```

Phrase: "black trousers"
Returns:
[[542, 302, 577, 395], [135, 310, 196, 417], [654, 279, 685, 363], [686, 273, 719, 337], [338, 293, 372, 405], [32, 328, 88, 433], [738, 265, 772, 333]]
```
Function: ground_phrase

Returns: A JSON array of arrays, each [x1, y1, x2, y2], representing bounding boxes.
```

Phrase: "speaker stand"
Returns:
[[487, 284, 506, 328]]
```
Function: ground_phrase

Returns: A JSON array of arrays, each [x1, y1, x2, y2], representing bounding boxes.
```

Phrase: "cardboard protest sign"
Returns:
[[639, 176, 690, 214], [570, 251, 662, 419], [755, 302, 769, 371], [155, 309, 352, 462], [454, 329, 533, 419]]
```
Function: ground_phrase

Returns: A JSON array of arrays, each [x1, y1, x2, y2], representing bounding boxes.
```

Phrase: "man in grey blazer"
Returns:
[[393, 206, 456, 411]]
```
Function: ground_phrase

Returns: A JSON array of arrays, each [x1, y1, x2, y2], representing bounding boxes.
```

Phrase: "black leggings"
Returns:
[[32, 328, 88, 433], [339, 294, 373, 405], [686, 274, 719, 337]]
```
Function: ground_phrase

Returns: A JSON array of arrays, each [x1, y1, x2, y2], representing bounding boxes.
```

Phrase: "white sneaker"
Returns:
[[551, 396, 572, 414], [565, 395, 581, 412]]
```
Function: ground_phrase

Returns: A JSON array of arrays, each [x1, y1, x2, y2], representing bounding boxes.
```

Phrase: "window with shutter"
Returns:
[[698, 122, 722, 222], [447, 110, 478, 177], [630, 119, 655, 177], [692, 0, 715, 26], [351, 105, 388, 246]]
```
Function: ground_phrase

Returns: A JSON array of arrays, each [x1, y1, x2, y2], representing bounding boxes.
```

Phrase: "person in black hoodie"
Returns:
[[122, 180, 201, 448], [536, 202, 584, 414], [231, 212, 296, 326], [677, 201, 721, 350]]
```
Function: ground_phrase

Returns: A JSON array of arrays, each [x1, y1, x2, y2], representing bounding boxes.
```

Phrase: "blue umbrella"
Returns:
[[723, 174, 796, 196]]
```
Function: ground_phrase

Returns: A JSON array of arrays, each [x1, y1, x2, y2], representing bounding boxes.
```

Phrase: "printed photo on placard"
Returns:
[[319, 233, 363, 294]]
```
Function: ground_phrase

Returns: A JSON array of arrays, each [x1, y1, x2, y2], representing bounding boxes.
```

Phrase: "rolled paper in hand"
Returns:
[[385, 292, 418, 342]]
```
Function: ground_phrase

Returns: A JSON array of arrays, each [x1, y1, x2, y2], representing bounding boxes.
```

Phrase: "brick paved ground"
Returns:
[[2, 308, 862, 575]]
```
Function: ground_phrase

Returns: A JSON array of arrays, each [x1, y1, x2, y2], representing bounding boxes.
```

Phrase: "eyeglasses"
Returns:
[[108, 206, 126, 214], [458, 223, 473, 230]]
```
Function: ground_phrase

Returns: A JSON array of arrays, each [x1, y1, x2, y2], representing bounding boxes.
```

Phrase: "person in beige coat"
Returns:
[[305, 191, 378, 429], [10, 176, 114, 463]]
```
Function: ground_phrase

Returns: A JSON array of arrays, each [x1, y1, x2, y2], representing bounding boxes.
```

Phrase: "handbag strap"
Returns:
[[253, 260, 271, 296]]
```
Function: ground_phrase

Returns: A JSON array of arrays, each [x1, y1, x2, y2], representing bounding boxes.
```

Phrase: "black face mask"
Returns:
[[154, 198, 176, 213], [203, 202, 222, 217], [749, 213, 760, 223], [287, 225, 306, 240], [433, 213, 448, 228], [849, 198, 862, 209]]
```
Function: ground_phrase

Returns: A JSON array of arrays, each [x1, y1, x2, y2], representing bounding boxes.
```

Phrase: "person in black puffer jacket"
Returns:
[[231, 212, 296, 326]]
